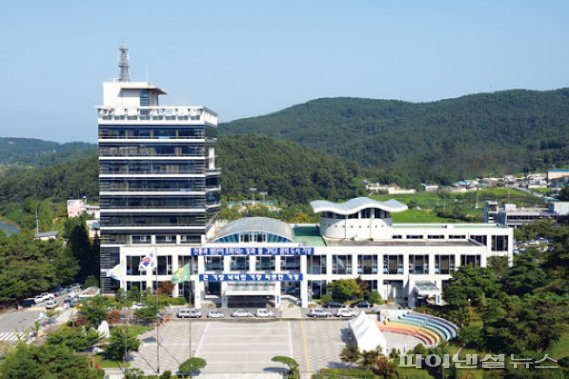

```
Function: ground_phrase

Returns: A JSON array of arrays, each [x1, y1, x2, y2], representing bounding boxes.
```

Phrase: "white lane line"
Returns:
[[194, 321, 209, 357], [198, 342, 289, 346], [287, 321, 294, 356]]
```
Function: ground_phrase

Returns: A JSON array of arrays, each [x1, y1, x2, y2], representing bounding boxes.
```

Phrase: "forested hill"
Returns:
[[221, 88, 569, 184], [218, 135, 363, 202], [0, 138, 97, 168], [0, 135, 364, 229]]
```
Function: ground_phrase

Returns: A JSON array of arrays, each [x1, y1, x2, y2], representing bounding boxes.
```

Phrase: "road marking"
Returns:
[[287, 321, 294, 356], [0, 332, 25, 341], [300, 319, 311, 376], [194, 321, 209, 357]]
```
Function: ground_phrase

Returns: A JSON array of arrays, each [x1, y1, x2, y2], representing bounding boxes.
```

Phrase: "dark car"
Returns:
[[324, 301, 343, 308], [20, 298, 36, 308], [355, 301, 372, 308]]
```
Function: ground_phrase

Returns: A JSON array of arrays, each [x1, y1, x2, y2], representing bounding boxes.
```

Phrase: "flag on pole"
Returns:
[[171, 263, 191, 284], [104, 264, 122, 280], [138, 251, 157, 272]]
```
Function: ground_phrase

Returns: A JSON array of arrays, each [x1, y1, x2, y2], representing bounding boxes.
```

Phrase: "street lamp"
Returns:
[[249, 187, 257, 204]]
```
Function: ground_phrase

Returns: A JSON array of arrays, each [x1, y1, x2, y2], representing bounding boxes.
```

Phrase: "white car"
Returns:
[[308, 308, 332, 318], [178, 308, 201, 318], [231, 309, 253, 318], [256, 309, 274, 318], [34, 294, 49, 304], [207, 310, 225, 319], [335, 308, 357, 318], [45, 299, 58, 309]]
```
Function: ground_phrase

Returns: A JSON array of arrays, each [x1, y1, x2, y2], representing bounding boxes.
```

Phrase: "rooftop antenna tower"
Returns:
[[118, 45, 130, 82]]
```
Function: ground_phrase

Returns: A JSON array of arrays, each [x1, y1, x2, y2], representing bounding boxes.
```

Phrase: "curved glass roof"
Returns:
[[214, 217, 293, 243], [310, 197, 407, 215]]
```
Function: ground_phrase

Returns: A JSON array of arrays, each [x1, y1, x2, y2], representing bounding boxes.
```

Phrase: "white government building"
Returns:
[[117, 197, 513, 309], [99, 48, 513, 308]]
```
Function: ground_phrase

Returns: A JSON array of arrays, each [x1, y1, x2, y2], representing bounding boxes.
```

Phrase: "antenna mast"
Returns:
[[118, 45, 130, 82]]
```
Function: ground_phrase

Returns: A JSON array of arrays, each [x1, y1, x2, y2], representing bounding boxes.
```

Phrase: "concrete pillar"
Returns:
[[300, 280, 308, 308], [275, 282, 281, 308], [221, 282, 228, 308], [351, 253, 358, 276], [249, 255, 256, 272], [275, 256, 282, 272], [194, 279, 203, 308], [223, 256, 231, 272]]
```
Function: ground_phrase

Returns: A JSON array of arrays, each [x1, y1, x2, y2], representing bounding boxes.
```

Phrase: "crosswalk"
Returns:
[[0, 332, 27, 342]]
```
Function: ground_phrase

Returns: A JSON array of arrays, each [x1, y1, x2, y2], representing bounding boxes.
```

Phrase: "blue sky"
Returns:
[[1, 1, 568, 143]]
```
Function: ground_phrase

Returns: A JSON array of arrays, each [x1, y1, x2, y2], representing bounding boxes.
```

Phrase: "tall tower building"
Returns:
[[97, 47, 220, 294]]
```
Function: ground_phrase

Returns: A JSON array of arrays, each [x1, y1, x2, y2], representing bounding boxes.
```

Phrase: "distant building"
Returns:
[[484, 200, 498, 223], [547, 169, 569, 187], [35, 231, 59, 241], [422, 184, 439, 192], [366, 183, 416, 195], [67, 199, 100, 219], [486, 201, 569, 227]]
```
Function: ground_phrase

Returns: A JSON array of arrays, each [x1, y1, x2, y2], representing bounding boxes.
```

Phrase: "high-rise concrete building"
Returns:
[[97, 48, 220, 294]]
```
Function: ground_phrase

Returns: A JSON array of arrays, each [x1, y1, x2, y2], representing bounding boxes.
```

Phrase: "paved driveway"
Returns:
[[130, 319, 351, 377]]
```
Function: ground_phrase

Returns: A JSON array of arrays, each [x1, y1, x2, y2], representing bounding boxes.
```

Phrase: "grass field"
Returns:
[[371, 188, 544, 223]]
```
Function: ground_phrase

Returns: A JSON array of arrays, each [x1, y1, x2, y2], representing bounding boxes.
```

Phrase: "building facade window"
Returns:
[[307, 255, 327, 274], [332, 255, 352, 275], [308, 280, 327, 299], [256, 256, 275, 271], [230, 256, 248, 271], [358, 255, 378, 274], [460, 255, 481, 267], [471, 235, 487, 246], [409, 255, 429, 274], [126, 256, 141, 276], [178, 256, 198, 274], [435, 255, 455, 274], [205, 256, 223, 271], [156, 255, 172, 275], [281, 256, 301, 272], [491, 235, 509, 251], [383, 255, 403, 274]]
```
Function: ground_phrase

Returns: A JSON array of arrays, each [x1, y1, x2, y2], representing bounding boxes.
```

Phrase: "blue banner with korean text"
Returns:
[[190, 247, 314, 256], [199, 273, 303, 282]]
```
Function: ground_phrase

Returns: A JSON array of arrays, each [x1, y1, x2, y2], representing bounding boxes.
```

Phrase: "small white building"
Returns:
[[67, 199, 100, 219]]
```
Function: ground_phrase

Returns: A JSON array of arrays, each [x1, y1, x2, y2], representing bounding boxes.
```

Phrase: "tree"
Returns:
[[339, 345, 361, 367], [104, 326, 141, 361], [1, 342, 102, 379], [84, 274, 99, 289], [374, 356, 398, 378], [558, 185, 569, 201], [271, 356, 299, 379], [327, 279, 363, 302], [178, 357, 207, 378], [80, 296, 111, 326], [0, 233, 78, 304], [359, 349, 380, 369], [135, 304, 159, 322], [368, 290, 382, 305], [46, 325, 102, 352]]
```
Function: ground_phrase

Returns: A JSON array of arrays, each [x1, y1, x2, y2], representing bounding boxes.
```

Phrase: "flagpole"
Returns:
[[156, 247, 160, 374], [189, 257, 192, 359]]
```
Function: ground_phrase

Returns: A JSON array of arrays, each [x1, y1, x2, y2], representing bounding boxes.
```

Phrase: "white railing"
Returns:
[[97, 106, 218, 125]]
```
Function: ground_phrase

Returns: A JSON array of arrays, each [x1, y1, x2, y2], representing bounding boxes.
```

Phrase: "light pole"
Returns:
[[249, 187, 257, 204]]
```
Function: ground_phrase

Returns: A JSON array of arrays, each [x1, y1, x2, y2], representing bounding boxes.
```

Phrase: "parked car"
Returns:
[[308, 308, 332, 318], [336, 308, 357, 318], [324, 301, 343, 309], [21, 298, 36, 308], [178, 308, 201, 318], [34, 294, 49, 304], [355, 301, 372, 308], [207, 310, 225, 319], [231, 309, 253, 318], [45, 299, 58, 310], [256, 309, 274, 318]]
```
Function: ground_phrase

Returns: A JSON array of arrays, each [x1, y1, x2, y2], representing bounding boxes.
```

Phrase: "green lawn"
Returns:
[[93, 354, 128, 369], [547, 329, 569, 359], [370, 188, 544, 223]]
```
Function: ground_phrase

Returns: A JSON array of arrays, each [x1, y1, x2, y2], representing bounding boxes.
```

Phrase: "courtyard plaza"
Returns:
[[126, 315, 423, 378]]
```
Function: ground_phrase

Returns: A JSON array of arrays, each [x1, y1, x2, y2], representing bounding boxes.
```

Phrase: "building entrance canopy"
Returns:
[[414, 281, 440, 296], [225, 282, 276, 296]]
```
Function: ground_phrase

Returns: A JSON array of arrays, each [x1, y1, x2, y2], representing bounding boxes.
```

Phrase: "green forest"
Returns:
[[221, 88, 569, 185], [0, 135, 364, 230]]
